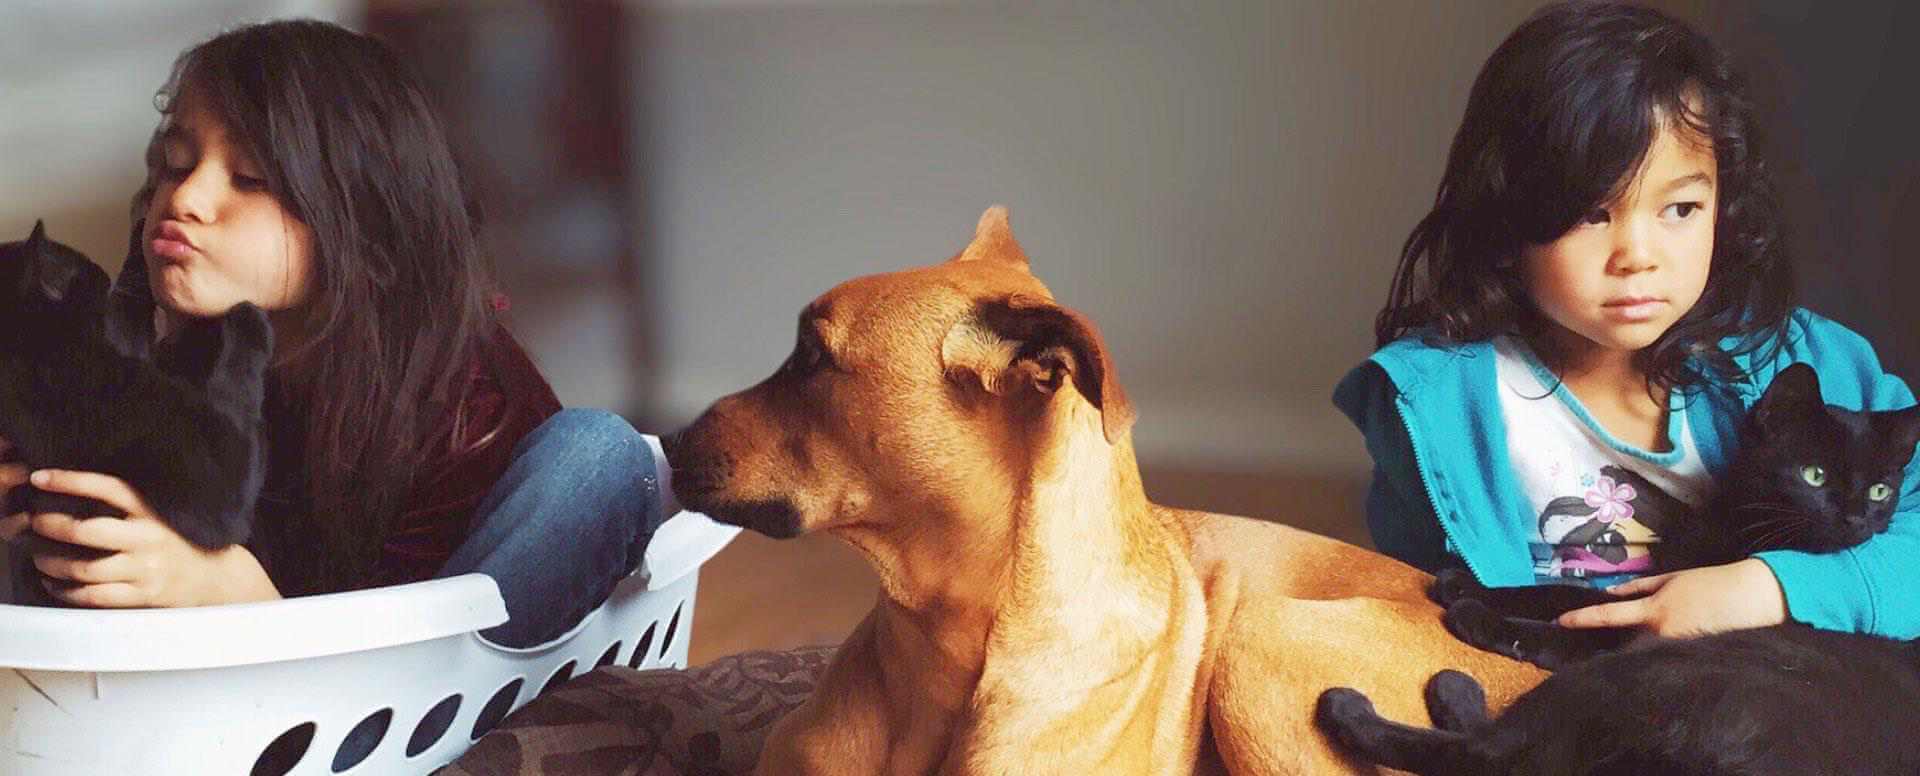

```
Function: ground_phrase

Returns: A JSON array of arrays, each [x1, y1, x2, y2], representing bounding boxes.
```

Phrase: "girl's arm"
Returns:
[[1, 468, 281, 607], [1751, 312, 1920, 639], [1562, 312, 1920, 639], [1335, 362, 1453, 572]]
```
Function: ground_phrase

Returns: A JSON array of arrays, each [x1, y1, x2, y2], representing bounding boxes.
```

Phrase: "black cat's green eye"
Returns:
[[1800, 465, 1827, 487], [1869, 483, 1894, 502]]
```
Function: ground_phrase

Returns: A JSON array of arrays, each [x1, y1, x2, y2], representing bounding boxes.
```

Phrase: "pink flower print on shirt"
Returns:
[[1584, 476, 1637, 524]]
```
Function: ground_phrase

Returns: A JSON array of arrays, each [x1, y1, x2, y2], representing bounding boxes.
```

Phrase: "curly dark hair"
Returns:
[[1376, 1, 1792, 394]]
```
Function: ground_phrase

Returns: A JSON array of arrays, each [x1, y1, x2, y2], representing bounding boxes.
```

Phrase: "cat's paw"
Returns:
[[1424, 669, 1490, 732], [1314, 687, 1382, 750], [1442, 598, 1525, 660], [1429, 567, 1485, 607]]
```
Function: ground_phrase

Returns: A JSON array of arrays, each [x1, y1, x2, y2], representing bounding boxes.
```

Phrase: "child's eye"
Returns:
[[1869, 483, 1893, 502], [1662, 202, 1704, 220], [1800, 465, 1827, 487], [232, 174, 268, 192]]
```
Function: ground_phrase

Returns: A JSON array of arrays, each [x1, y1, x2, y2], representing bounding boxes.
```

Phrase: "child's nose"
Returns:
[[164, 167, 219, 223], [1606, 223, 1658, 275]]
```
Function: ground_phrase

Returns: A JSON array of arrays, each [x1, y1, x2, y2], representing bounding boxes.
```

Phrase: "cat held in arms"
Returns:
[[0, 221, 271, 603], [1317, 362, 1920, 775]]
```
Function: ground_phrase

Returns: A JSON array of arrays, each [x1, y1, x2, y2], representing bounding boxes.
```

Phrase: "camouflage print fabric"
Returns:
[[440, 646, 835, 776]]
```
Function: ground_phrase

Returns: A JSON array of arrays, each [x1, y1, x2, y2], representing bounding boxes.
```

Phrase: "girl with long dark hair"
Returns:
[[1337, 1, 1920, 641], [0, 19, 671, 648]]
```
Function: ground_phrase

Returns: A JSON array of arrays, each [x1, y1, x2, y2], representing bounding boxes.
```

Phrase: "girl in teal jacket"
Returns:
[[1335, 2, 1919, 641]]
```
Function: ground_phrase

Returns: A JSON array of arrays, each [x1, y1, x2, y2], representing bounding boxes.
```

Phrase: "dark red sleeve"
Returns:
[[368, 321, 562, 587]]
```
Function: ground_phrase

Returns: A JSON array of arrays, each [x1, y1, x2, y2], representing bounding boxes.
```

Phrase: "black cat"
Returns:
[[1314, 362, 1920, 775], [1317, 627, 1920, 775], [1431, 362, 1920, 669], [0, 221, 271, 552]]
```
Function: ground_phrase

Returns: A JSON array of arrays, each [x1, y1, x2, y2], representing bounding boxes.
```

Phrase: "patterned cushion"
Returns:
[[438, 646, 835, 776]]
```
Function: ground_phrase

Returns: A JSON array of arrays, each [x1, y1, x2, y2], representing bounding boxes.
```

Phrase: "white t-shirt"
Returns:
[[1493, 336, 1712, 587]]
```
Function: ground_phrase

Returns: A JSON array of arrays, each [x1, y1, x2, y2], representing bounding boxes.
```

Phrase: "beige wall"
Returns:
[[7, 1, 1560, 476], [630, 1, 1544, 474], [0, 1, 353, 266]]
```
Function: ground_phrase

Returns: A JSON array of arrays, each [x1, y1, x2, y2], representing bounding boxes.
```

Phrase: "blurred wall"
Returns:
[[1661, 0, 1920, 381], [632, 1, 1543, 474], [0, 0, 354, 266], [8, 1, 1908, 480]]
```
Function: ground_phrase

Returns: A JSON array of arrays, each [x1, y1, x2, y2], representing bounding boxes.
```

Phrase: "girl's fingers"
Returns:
[[28, 470, 151, 517], [1604, 573, 1672, 597], [1558, 598, 1655, 629], [43, 578, 142, 609], [26, 512, 142, 553], [0, 512, 28, 542], [33, 546, 128, 585]]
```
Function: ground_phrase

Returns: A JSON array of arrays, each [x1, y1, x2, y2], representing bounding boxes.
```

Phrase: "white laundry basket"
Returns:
[[0, 511, 739, 776]]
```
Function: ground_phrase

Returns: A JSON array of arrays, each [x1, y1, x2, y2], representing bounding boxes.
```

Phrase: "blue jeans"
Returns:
[[435, 408, 669, 648]]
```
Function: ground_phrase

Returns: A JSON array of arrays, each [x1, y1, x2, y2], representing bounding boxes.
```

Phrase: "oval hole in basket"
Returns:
[[540, 660, 578, 697], [660, 603, 684, 660], [406, 694, 463, 758], [596, 641, 622, 669], [627, 622, 657, 669], [251, 722, 316, 776], [471, 678, 525, 740], [332, 708, 393, 772]]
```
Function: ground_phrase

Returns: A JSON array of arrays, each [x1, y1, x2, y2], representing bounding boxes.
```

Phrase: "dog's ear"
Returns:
[[951, 205, 1031, 270], [941, 293, 1135, 443]]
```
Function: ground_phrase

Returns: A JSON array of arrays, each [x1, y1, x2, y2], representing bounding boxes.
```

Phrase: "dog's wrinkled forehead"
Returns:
[[810, 260, 1052, 346], [801, 206, 1054, 362]]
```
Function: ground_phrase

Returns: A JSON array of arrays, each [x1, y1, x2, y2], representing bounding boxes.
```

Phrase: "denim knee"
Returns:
[[514, 408, 642, 462]]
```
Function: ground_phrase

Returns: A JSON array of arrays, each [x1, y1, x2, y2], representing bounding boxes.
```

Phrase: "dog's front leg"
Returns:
[[751, 615, 902, 776]]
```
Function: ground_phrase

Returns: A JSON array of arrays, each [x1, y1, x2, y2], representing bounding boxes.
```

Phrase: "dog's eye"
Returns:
[[787, 337, 824, 374]]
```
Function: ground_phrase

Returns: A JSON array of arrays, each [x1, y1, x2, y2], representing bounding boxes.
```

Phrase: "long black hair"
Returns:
[[1377, 1, 1792, 393], [132, 20, 494, 595]]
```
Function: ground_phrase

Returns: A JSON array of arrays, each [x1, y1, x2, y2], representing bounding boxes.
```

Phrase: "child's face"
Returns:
[[142, 95, 315, 322], [1520, 121, 1716, 367]]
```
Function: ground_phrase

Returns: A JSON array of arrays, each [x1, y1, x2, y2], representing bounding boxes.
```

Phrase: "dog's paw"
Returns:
[[1429, 567, 1485, 607], [1424, 669, 1490, 732]]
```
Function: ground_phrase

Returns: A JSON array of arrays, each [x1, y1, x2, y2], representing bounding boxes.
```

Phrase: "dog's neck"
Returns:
[[837, 402, 1197, 768]]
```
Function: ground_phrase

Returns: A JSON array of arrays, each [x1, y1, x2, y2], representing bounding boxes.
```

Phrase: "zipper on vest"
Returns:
[[1396, 399, 1491, 585]]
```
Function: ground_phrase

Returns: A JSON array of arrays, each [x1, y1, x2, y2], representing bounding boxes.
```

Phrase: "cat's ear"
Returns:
[[206, 303, 274, 411], [1754, 362, 1823, 436], [104, 220, 156, 359], [1883, 406, 1920, 463], [22, 220, 87, 304]]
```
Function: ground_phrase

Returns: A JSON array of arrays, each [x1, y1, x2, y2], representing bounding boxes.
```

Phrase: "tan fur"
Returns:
[[668, 207, 1546, 775]]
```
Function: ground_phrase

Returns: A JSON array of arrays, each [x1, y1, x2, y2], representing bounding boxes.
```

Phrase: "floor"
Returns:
[[686, 467, 1368, 665]]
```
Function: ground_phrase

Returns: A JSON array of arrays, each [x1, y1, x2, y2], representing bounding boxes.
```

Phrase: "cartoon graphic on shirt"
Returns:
[[1535, 464, 1690, 583]]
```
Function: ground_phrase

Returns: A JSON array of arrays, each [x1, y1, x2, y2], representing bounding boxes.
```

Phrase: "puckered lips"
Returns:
[[149, 220, 201, 263]]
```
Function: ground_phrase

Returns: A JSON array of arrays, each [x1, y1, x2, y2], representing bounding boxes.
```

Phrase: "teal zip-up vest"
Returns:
[[1334, 309, 1920, 639]]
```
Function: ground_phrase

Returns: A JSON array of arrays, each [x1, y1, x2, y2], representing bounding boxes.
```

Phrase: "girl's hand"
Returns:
[[0, 469, 280, 608], [1557, 558, 1787, 638]]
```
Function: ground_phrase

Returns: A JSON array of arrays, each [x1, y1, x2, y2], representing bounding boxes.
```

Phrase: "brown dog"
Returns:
[[666, 207, 1545, 774]]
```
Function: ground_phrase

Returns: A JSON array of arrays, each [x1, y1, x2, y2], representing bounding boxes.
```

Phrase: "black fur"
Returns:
[[1317, 627, 1920, 775], [1317, 363, 1920, 774], [0, 222, 271, 552], [1433, 363, 1920, 669]]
